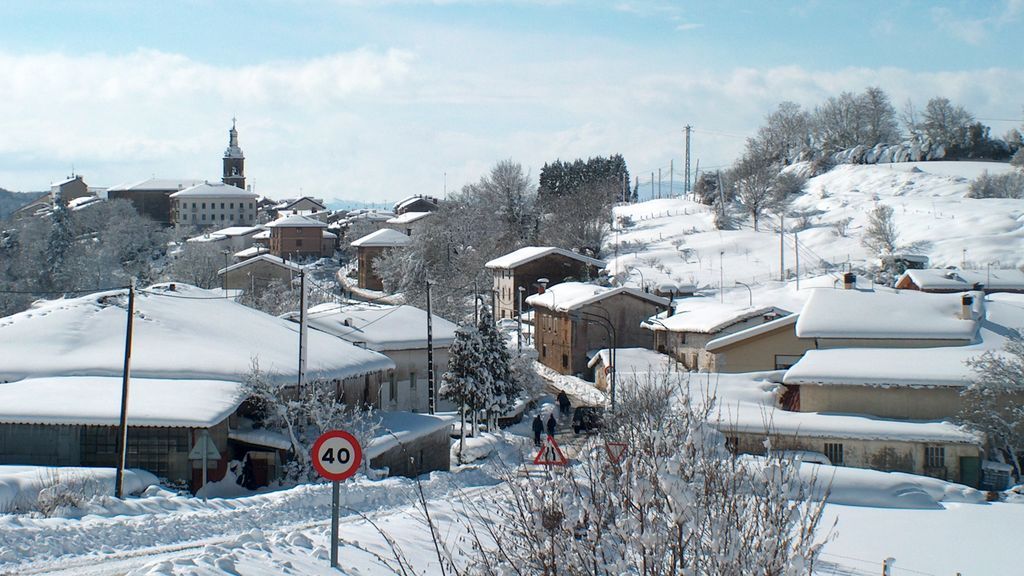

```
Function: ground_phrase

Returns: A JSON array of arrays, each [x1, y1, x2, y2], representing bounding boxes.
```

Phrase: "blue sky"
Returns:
[[0, 0, 1021, 201]]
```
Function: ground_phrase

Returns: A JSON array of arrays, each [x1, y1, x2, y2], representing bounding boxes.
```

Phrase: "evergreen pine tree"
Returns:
[[476, 310, 519, 420], [44, 190, 74, 291], [439, 324, 491, 452]]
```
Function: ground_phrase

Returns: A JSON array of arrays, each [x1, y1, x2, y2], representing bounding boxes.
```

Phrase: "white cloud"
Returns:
[[675, 22, 703, 31], [0, 47, 1021, 202]]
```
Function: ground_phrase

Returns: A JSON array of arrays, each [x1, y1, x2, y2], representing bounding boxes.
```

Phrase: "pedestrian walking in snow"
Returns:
[[557, 391, 571, 416], [546, 413, 557, 438], [532, 414, 543, 446]]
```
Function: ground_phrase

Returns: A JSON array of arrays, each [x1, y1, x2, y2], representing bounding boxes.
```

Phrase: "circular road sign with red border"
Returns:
[[311, 430, 362, 482]]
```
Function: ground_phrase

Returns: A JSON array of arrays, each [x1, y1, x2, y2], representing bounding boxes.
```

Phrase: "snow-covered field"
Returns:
[[608, 161, 1024, 306]]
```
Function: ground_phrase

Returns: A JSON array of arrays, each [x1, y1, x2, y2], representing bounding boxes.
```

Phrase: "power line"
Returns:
[[0, 285, 128, 295]]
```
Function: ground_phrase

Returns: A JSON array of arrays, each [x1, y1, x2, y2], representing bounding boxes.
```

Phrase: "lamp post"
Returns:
[[221, 249, 231, 291], [734, 281, 752, 307], [516, 286, 525, 352], [575, 308, 617, 411], [628, 266, 646, 292]]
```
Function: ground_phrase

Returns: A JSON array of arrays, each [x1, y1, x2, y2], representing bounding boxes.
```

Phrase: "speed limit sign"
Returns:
[[311, 430, 362, 482]]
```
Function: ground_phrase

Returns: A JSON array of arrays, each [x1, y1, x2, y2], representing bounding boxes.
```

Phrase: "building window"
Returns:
[[202, 214, 206, 221], [202, 203, 206, 209], [542, 345, 547, 358], [230, 203, 234, 209], [389, 371, 397, 402], [221, 202, 225, 209], [824, 443, 844, 466], [561, 354, 569, 369], [409, 371, 417, 390], [925, 445, 945, 469], [296, 239, 303, 247]]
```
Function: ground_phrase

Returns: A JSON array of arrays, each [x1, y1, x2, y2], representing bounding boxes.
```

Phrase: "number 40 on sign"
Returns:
[[312, 430, 362, 569]]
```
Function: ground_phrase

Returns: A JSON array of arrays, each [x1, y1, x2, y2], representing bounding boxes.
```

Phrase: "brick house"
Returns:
[[485, 247, 606, 321], [266, 214, 336, 260], [526, 282, 669, 376], [349, 228, 412, 291]]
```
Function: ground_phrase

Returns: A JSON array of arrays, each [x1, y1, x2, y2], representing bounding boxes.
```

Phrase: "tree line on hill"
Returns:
[[695, 89, 1024, 232], [375, 155, 629, 321]]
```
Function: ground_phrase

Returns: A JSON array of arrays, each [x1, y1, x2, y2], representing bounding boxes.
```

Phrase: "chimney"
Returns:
[[536, 277, 549, 295], [961, 294, 974, 320], [168, 283, 176, 292], [843, 272, 856, 290]]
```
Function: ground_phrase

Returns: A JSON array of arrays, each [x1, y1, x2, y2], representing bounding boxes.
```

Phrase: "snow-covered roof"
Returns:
[[364, 412, 456, 460], [795, 288, 980, 341], [350, 228, 412, 248], [276, 197, 326, 211], [0, 377, 242, 428], [525, 282, 669, 312], [211, 226, 262, 237], [645, 299, 779, 334], [51, 175, 82, 187], [899, 268, 1024, 291], [675, 372, 980, 445], [782, 347, 977, 389], [234, 245, 269, 259], [386, 211, 433, 225], [108, 178, 203, 192], [302, 303, 459, 351], [393, 195, 438, 213], [706, 313, 800, 351], [253, 230, 271, 240], [187, 233, 228, 244], [485, 246, 606, 270], [169, 182, 258, 199], [266, 214, 327, 228], [0, 284, 394, 386], [587, 348, 676, 372], [218, 254, 302, 275], [323, 230, 338, 239]]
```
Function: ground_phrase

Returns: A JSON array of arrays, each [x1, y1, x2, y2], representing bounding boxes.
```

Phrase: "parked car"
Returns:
[[572, 406, 604, 434]]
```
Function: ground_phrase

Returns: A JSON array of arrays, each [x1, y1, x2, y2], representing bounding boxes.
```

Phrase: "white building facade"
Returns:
[[170, 181, 259, 228]]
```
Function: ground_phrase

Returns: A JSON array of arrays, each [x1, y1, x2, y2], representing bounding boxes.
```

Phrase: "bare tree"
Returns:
[[858, 86, 901, 145], [860, 203, 899, 255], [167, 241, 225, 289], [242, 359, 381, 482], [731, 153, 787, 231], [962, 336, 1024, 479], [922, 97, 974, 151]]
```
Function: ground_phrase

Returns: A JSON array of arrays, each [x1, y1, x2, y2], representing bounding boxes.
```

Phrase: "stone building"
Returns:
[[107, 178, 203, 225], [485, 247, 605, 320], [170, 181, 259, 228], [526, 282, 668, 376], [349, 228, 412, 291], [266, 214, 336, 260]]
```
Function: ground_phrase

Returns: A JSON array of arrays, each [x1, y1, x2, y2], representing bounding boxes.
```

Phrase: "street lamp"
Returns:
[[574, 308, 617, 411], [628, 266, 646, 292], [734, 281, 752, 307], [516, 286, 525, 352]]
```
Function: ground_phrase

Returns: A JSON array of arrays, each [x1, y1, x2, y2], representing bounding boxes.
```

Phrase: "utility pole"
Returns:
[[426, 281, 435, 415], [684, 124, 692, 194], [795, 230, 801, 291], [490, 289, 497, 322], [297, 270, 307, 392], [720, 251, 725, 303], [669, 160, 674, 198], [114, 279, 136, 499], [779, 214, 785, 282], [634, 175, 639, 202], [650, 171, 654, 199], [692, 159, 699, 201], [716, 170, 726, 223], [658, 167, 662, 199]]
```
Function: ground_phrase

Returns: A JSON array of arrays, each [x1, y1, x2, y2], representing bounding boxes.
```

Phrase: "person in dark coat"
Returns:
[[531, 414, 543, 446], [546, 413, 557, 438], [557, 391, 571, 416]]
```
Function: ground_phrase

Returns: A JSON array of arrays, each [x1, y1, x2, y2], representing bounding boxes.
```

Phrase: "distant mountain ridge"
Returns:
[[0, 189, 47, 220], [326, 198, 396, 212]]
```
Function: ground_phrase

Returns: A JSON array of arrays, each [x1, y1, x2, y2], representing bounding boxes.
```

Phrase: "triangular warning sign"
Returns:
[[533, 435, 569, 466], [604, 441, 627, 464]]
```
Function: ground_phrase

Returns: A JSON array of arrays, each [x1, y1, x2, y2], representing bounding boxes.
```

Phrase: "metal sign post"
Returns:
[[312, 430, 363, 570], [188, 430, 221, 501]]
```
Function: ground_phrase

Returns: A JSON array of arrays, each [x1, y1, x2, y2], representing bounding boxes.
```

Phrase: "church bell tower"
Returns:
[[222, 118, 245, 190]]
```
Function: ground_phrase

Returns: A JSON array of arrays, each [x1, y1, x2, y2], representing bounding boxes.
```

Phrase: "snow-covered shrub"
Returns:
[[832, 216, 853, 237], [967, 170, 1024, 199], [1011, 148, 1024, 170], [961, 335, 1024, 479], [33, 469, 106, 517], [616, 215, 636, 229], [241, 358, 382, 483], [455, 374, 831, 575]]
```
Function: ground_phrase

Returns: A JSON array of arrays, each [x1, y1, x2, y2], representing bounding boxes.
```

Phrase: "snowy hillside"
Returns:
[[607, 161, 1024, 305]]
